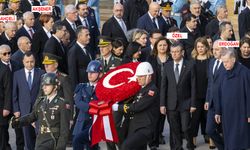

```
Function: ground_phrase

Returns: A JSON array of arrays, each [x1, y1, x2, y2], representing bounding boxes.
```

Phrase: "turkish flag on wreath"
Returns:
[[89, 62, 141, 145]]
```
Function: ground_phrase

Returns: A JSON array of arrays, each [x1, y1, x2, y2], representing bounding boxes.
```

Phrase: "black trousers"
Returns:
[[168, 110, 194, 150], [190, 99, 207, 137], [0, 125, 9, 150], [15, 127, 24, 150], [121, 129, 148, 150]]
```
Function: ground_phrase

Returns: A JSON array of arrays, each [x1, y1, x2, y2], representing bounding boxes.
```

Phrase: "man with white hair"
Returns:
[[137, 2, 167, 35], [61, 4, 80, 45], [0, 22, 18, 53], [16, 11, 35, 41], [11, 36, 32, 68]]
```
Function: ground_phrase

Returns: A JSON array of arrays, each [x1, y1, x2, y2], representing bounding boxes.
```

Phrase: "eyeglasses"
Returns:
[[1, 52, 11, 56]]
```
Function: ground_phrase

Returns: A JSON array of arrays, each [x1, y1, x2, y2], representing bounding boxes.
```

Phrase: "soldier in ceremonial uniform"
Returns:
[[112, 62, 159, 150], [8, 0, 23, 18], [12, 73, 70, 150], [96, 36, 122, 74], [72, 60, 103, 150]]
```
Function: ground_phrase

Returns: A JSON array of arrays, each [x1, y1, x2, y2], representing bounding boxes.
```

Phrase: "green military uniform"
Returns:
[[97, 36, 122, 73], [14, 95, 69, 150], [8, 0, 23, 18], [42, 53, 74, 120]]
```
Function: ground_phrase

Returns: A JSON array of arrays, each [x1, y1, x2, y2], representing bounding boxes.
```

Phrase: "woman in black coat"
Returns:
[[147, 37, 171, 149]]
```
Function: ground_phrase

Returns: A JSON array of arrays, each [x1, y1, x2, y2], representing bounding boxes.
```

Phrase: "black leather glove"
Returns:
[[11, 116, 20, 128]]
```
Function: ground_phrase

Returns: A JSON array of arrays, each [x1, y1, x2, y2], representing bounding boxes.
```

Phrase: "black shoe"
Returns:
[[209, 146, 216, 149], [204, 135, 209, 143]]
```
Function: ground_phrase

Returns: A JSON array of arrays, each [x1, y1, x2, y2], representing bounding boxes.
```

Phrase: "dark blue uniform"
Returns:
[[72, 83, 98, 150]]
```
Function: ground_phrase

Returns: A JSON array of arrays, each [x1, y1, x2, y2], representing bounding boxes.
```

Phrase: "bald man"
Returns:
[[102, 3, 128, 47], [137, 2, 167, 36]]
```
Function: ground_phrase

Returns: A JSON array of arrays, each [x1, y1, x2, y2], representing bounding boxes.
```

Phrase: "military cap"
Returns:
[[78, 0, 88, 3], [98, 36, 112, 47], [161, 1, 173, 11], [0, 0, 6, 3], [42, 53, 61, 65], [9, 0, 20, 3]]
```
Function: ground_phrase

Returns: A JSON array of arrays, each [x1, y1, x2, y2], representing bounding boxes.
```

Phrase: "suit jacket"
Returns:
[[137, 13, 167, 36], [102, 16, 129, 47], [139, 46, 152, 62], [0, 32, 18, 53], [162, 16, 177, 33], [61, 19, 80, 46], [12, 68, 44, 115], [16, 26, 36, 42], [68, 43, 92, 88], [0, 62, 12, 125], [96, 55, 121, 73], [52, 6, 61, 21], [43, 36, 68, 73], [205, 18, 219, 38], [10, 50, 25, 68], [76, 16, 100, 58], [206, 58, 226, 109], [238, 7, 250, 38], [160, 60, 196, 111], [20, 0, 40, 18], [180, 26, 201, 59], [32, 28, 50, 67]]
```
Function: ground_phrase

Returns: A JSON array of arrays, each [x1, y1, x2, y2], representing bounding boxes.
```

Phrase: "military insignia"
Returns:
[[148, 90, 155, 96], [65, 104, 71, 110]]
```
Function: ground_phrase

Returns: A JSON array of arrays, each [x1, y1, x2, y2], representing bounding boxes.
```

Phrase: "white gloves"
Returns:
[[112, 103, 119, 111]]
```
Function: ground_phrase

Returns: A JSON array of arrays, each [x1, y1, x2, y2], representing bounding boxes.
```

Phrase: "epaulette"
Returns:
[[58, 72, 67, 77], [37, 96, 46, 104]]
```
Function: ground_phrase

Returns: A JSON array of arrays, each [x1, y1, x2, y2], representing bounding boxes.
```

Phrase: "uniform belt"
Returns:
[[171, 12, 182, 17], [40, 126, 59, 134]]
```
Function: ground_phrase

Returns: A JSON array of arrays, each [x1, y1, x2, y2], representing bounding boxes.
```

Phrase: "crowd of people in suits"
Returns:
[[1, 0, 250, 149]]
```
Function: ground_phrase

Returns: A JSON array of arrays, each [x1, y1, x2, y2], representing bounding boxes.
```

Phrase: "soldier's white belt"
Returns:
[[40, 126, 59, 134]]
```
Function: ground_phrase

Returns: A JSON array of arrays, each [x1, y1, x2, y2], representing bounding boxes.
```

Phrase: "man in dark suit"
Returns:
[[61, 4, 80, 46], [11, 36, 32, 68], [137, 2, 167, 36], [161, 2, 177, 33], [160, 42, 196, 150], [15, 11, 36, 42], [0, 45, 12, 150], [19, 0, 40, 18], [43, 22, 68, 73], [213, 21, 234, 41], [238, 0, 250, 38], [12, 52, 44, 150], [204, 40, 225, 150], [76, 2, 100, 58], [102, 3, 128, 48], [205, 5, 228, 38], [48, 0, 61, 21], [0, 22, 18, 53], [68, 26, 93, 89], [180, 13, 201, 59]]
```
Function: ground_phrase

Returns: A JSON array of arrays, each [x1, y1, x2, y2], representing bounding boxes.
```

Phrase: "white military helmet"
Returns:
[[135, 62, 154, 76]]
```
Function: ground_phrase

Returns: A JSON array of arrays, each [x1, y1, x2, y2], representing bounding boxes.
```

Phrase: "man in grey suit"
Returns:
[[160, 42, 196, 150], [12, 52, 44, 150]]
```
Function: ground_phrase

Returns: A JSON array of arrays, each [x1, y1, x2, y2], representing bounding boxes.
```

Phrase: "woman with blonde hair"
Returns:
[[190, 37, 215, 149], [131, 29, 148, 47]]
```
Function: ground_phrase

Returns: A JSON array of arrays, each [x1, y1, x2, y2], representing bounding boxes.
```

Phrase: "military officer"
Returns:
[[7, 0, 23, 18], [112, 62, 159, 150], [41, 53, 74, 124], [97, 36, 121, 74], [72, 60, 103, 150], [11, 73, 70, 150]]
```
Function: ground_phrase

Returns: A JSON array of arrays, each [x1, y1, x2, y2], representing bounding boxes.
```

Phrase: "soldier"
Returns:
[[112, 62, 159, 150], [72, 60, 103, 150], [96, 36, 122, 74], [8, 0, 23, 18], [11, 73, 70, 150]]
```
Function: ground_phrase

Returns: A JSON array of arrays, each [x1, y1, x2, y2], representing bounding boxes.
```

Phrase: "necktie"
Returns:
[[104, 59, 108, 68], [174, 64, 179, 83], [72, 23, 76, 31], [28, 71, 32, 90], [7, 63, 12, 71], [152, 18, 158, 29], [29, 29, 33, 38], [53, 7, 57, 16], [84, 18, 89, 28], [120, 19, 127, 33], [213, 60, 219, 75], [167, 18, 171, 25]]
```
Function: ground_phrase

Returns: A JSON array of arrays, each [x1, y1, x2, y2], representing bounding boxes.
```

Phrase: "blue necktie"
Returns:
[[28, 71, 32, 90]]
